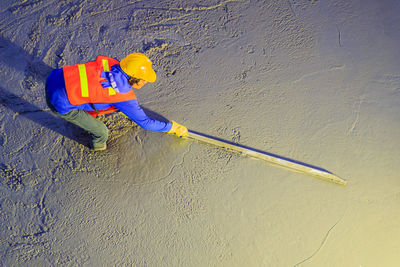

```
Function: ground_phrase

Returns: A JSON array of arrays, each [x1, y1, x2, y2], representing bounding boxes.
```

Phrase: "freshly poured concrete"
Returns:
[[0, 0, 399, 266]]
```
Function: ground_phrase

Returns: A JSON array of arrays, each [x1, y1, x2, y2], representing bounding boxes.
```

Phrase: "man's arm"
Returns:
[[113, 99, 172, 132]]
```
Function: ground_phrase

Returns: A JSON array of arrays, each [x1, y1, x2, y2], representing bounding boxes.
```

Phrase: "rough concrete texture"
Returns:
[[0, 0, 399, 266]]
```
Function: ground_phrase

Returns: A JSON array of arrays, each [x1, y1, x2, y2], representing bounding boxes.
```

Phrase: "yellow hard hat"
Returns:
[[120, 53, 156, 82]]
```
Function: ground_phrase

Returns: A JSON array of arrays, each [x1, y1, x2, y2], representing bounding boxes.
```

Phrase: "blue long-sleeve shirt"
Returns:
[[47, 65, 172, 132]]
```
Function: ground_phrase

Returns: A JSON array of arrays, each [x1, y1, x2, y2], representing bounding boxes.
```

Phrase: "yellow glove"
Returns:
[[168, 121, 188, 137]]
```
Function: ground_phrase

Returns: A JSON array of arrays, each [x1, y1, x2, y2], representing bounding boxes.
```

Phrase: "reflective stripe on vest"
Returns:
[[78, 64, 89, 97]]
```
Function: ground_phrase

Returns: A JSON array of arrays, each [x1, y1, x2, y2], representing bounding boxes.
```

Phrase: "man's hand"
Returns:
[[168, 121, 188, 137]]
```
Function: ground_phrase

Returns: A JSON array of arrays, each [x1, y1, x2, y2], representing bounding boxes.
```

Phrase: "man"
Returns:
[[46, 52, 188, 151]]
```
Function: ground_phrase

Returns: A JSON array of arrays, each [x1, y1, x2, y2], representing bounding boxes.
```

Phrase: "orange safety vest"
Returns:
[[62, 55, 137, 105]]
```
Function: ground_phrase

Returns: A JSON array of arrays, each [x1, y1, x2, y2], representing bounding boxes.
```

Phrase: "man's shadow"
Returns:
[[0, 88, 90, 146], [0, 36, 169, 148]]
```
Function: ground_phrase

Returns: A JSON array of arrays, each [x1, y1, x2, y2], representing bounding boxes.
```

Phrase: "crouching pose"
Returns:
[[46, 53, 188, 150]]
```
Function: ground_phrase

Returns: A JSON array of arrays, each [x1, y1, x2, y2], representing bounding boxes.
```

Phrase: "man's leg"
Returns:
[[59, 109, 109, 150]]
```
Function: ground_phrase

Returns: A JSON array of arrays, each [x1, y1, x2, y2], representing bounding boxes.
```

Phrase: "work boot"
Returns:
[[92, 143, 107, 151]]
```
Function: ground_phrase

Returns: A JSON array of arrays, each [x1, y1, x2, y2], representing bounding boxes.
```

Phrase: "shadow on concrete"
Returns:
[[0, 35, 53, 78], [0, 88, 90, 146], [140, 106, 170, 123], [0, 36, 170, 148]]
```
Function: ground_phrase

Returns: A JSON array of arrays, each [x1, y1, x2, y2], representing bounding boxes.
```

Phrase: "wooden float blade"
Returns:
[[186, 130, 347, 186]]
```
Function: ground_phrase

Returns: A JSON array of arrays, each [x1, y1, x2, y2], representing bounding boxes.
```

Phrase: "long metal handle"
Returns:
[[186, 130, 347, 186]]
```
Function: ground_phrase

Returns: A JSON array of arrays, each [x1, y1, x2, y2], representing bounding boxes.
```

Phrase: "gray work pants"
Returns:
[[58, 109, 109, 149], [45, 79, 108, 149]]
